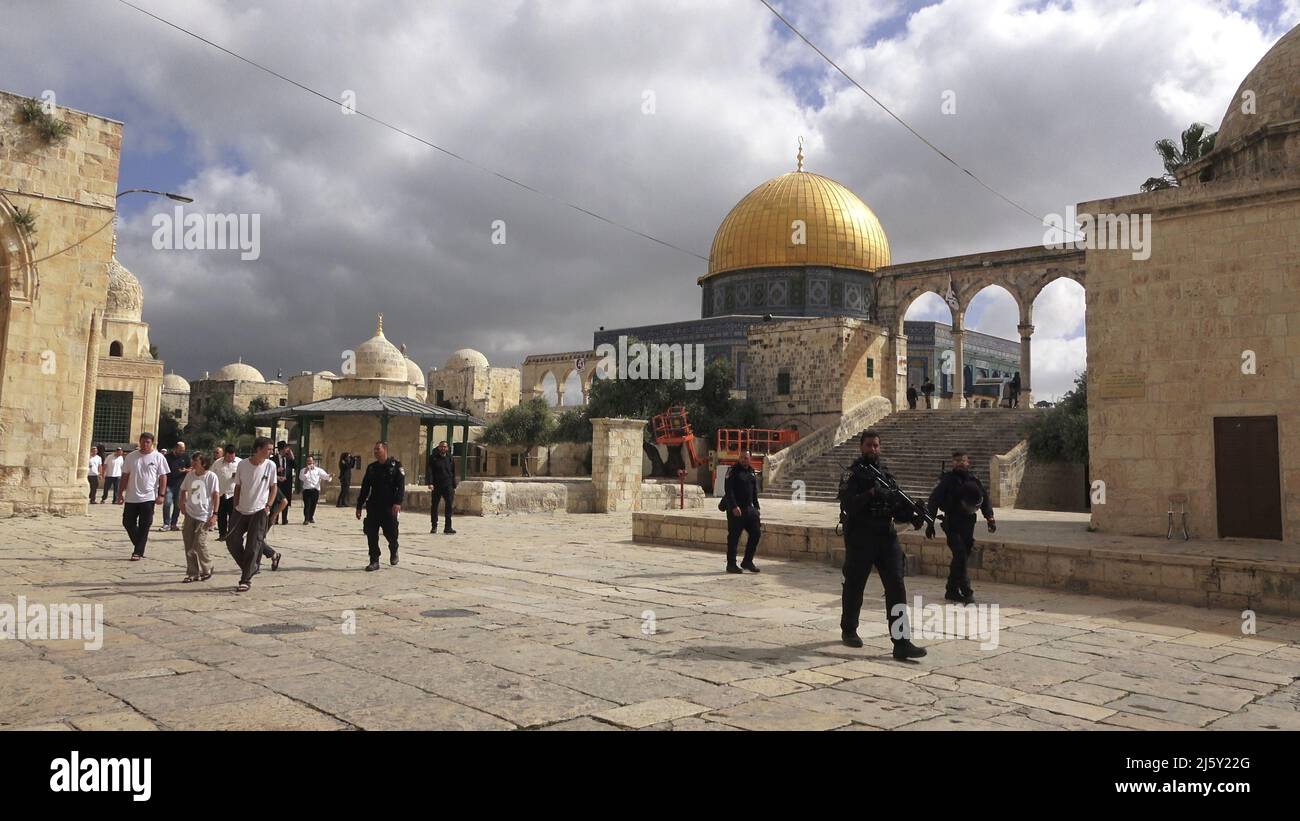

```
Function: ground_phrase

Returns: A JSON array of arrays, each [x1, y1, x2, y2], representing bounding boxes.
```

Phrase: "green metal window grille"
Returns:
[[93, 390, 133, 443]]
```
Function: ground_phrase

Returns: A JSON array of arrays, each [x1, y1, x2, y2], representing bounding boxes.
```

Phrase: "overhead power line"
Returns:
[[113, 0, 710, 263], [757, 0, 1068, 234]]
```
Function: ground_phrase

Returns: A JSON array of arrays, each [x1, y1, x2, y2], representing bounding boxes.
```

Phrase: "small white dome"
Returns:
[[106, 257, 144, 322], [210, 359, 266, 382], [162, 372, 191, 392], [445, 348, 489, 370], [356, 315, 407, 381]]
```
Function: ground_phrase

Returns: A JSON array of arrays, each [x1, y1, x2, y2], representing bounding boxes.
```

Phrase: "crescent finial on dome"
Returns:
[[376, 313, 384, 336], [796, 136, 804, 172]]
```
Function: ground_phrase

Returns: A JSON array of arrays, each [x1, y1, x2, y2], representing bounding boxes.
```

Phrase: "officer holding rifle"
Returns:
[[837, 429, 930, 660]]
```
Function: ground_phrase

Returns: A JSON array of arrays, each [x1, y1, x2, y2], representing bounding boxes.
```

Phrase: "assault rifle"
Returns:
[[857, 461, 936, 528]]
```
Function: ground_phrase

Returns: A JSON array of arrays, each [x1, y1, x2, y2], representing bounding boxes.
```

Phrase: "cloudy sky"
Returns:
[[4, 0, 1297, 401]]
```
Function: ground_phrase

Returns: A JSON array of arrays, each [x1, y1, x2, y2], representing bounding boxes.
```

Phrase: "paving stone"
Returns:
[[783, 669, 842, 686], [731, 676, 811, 697], [1082, 671, 1256, 712], [343, 697, 516, 731], [774, 688, 942, 729], [154, 694, 349, 731], [1205, 704, 1300, 730], [705, 698, 852, 731], [1013, 693, 1117, 721], [1105, 694, 1228, 727], [594, 698, 710, 728]]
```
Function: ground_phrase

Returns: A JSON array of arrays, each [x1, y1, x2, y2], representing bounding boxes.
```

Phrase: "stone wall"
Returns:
[[161, 388, 189, 428], [189, 379, 288, 428], [0, 91, 122, 515], [319, 415, 422, 485], [746, 316, 888, 432], [591, 417, 646, 512], [1017, 461, 1088, 512], [428, 365, 520, 418], [95, 356, 163, 445], [633, 511, 1300, 615], [287, 372, 334, 405], [1082, 177, 1300, 541]]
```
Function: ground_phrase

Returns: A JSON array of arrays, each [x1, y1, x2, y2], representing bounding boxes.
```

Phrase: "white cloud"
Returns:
[[0, 0, 1287, 407]]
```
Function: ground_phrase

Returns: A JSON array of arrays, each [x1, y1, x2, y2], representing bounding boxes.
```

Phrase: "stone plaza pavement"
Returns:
[[1, 504, 1297, 731]]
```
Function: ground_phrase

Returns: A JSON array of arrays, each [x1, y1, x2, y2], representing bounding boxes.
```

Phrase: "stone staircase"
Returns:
[[761, 408, 1040, 503]]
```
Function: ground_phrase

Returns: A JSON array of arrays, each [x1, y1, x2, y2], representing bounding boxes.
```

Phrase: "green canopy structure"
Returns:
[[254, 396, 485, 480]]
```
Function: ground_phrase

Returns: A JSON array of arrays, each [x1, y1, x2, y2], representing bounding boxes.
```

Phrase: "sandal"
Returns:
[[236, 582, 251, 593], [129, 554, 142, 561], [271, 552, 282, 571], [199, 572, 213, 581], [182, 576, 196, 583]]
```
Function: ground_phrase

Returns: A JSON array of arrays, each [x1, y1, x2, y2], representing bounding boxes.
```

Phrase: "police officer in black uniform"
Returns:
[[425, 441, 457, 535], [722, 451, 761, 574], [838, 429, 927, 660], [926, 450, 996, 604], [355, 441, 405, 571]]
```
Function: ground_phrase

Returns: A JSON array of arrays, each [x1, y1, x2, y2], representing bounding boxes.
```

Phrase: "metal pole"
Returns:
[[461, 422, 470, 479]]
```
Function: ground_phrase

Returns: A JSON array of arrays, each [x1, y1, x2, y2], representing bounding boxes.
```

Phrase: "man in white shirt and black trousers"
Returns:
[[298, 455, 331, 524], [226, 436, 279, 593], [117, 433, 170, 560]]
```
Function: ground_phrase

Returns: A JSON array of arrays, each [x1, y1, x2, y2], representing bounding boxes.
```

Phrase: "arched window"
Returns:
[[108, 341, 123, 357]]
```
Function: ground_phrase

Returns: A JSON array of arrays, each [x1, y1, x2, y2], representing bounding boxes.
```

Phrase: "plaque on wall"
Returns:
[[1098, 371, 1146, 399]]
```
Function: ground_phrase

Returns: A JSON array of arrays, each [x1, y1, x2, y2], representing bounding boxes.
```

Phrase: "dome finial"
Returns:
[[796, 136, 804, 172], [376, 313, 384, 337]]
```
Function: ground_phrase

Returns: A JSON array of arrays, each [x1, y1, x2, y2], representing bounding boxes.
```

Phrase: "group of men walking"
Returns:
[[100, 434, 459, 590], [719, 430, 996, 662]]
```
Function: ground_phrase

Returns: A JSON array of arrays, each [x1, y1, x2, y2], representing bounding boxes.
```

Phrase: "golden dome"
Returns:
[[1218, 23, 1300, 146], [706, 169, 890, 279]]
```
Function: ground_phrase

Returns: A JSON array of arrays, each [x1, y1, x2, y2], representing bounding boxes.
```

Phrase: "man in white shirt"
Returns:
[[213, 443, 241, 540], [225, 436, 278, 592], [116, 432, 170, 560], [101, 447, 124, 503], [87, 447, 102, 505], [298, 456, 331, 525]]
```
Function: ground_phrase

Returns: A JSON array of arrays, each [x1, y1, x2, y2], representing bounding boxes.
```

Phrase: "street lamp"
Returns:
[[24, 187, 195, 265], [116, 188, 194, 203]]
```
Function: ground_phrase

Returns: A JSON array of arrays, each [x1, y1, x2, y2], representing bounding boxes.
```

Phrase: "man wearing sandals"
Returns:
[[226, 437, 278, 593]]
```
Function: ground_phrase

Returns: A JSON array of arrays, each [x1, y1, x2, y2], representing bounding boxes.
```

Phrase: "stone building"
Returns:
[[0, 91, 127, 514], [1085, 23, 1300, 542], [92, 252, 164, 447], [427, 348, 519, 419], [286, 370, 336, 406], [746, 316, 889, 433], [187, 359, 288, 429], [903, 320, 1021, 402], [161, 372, 190, 428]]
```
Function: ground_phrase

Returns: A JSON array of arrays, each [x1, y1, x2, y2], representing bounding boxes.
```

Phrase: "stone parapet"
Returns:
[[632, 511, 1300, 616]]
